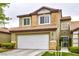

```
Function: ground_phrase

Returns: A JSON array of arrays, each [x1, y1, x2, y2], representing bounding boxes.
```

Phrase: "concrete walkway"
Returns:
[[60, 48, 69, 52], [0, 48, 69, 56], [0, 49, 45, 56]]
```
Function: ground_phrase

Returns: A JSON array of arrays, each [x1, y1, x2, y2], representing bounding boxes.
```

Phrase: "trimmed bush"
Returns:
[[1, 43, 15, 49], [69, 47, 79, 54]]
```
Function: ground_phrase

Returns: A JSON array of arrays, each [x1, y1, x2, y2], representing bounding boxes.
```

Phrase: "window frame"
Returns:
[[73, 43, 78, 47], [72, 34, 79, 47], [23, 17, 31, 26], [60, 22, 69, 30], [72, 38, 78, 44], [38, 14, 51, 25]]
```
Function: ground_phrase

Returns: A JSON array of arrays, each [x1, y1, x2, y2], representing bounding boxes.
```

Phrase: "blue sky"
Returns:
[[4, 3, 79, 28]]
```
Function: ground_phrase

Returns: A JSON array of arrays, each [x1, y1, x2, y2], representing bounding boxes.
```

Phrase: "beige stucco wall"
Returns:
[[11, 30, 57, 50], [31, 15, 37, 27], [0, 33, 11, 43], [49, 40, 57, 50], [51, 12, 60, 25], [55, 11, 61, 41], [11, 33, 16, 43]]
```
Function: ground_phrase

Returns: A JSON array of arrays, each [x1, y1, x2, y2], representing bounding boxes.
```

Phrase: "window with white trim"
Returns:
[[72, 34, 78, 47], [23, 17, 31, 26], [61, 22, 69, 30], [73, 44, 78, 46], [38, 14, 50, 25], [73, 35, 78, 38]]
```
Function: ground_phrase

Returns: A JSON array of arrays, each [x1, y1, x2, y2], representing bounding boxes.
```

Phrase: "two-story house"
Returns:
[[1, 6, 79, 50], [8, 6, 71, 50], [71, 21, 79, 47]]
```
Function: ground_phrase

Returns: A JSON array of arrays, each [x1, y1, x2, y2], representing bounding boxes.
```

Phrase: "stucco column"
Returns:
[[49, 31, 57, 50], [11, 33, 16, 48], [11, 33, 16, 42]]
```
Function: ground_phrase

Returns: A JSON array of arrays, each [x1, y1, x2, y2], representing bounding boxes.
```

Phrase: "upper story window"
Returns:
[[38, 14, 51, 25], [23, 17, 31, 26], [61, 22, 69, 30]]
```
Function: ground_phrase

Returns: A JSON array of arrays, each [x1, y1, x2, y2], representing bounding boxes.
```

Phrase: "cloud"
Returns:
[[4, 3, 79, 28]]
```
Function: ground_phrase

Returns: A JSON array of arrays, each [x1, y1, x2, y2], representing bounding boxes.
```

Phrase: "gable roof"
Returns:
[[30, 6, 60, 15], [17, 6, 61, 17], [71, 21, 79, 31]]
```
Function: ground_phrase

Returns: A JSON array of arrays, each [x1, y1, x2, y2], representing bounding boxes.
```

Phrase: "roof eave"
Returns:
[[10, 28, 57, 32], [17, 7, 61, 18]]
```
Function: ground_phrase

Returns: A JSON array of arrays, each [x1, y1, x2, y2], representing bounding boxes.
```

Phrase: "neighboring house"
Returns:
[[0, 6, 79, 50], [0, 28, 10, 43], [71, 21, 79, 47]]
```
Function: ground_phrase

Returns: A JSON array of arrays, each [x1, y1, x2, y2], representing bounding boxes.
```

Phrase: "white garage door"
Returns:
[[17, 34, 49, 49]]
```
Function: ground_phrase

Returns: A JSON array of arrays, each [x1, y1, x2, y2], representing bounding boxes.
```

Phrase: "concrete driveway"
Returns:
[[0, 49, 45, 56]]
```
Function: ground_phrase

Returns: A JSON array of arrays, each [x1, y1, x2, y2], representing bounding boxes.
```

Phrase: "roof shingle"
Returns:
[[0, 28, 10, 33], [17, 6, 61, 17], [9, 25, 57, 32], [71, 21, 79, 31]]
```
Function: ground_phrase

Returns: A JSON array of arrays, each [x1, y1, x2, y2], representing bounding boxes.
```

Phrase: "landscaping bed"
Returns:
[[42, 51, 79, 56], [0, 42, 15, 53], [0, 48, 9, 53], [69, 47, 79, 54]]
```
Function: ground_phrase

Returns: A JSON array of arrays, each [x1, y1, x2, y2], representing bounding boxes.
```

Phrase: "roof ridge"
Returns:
[[17, 6, 60, 17]]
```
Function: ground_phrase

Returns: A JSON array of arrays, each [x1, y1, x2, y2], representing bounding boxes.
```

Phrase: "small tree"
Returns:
[[0, 3, 11, 27]]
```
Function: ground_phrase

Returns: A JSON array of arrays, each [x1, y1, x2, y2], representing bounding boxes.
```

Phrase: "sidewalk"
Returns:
[[60, 48, 69, 52]]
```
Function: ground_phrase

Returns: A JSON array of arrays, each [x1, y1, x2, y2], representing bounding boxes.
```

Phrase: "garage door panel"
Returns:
[[17, 34, 49, 49]]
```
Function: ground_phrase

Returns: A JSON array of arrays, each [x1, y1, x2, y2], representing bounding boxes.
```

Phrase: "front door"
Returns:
[[62, 37, 68, 47]]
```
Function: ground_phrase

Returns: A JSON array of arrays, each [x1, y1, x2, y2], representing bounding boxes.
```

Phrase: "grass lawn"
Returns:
[[0, 48, 9, 53], [42, 51, 79, 56]]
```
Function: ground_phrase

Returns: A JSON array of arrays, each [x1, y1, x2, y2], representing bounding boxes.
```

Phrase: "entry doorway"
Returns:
[[61, 37, 69, 47]]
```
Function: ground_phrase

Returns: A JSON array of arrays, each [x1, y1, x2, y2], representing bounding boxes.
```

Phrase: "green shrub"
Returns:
[[69, 47, 79, 54], [56, 46, 61, 51], [42, 51, 79, 56], [1, 43, 15, 49], [0, 43, 2, 47], [0, 48, 8, 53], [42, 51, 53, 56]]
